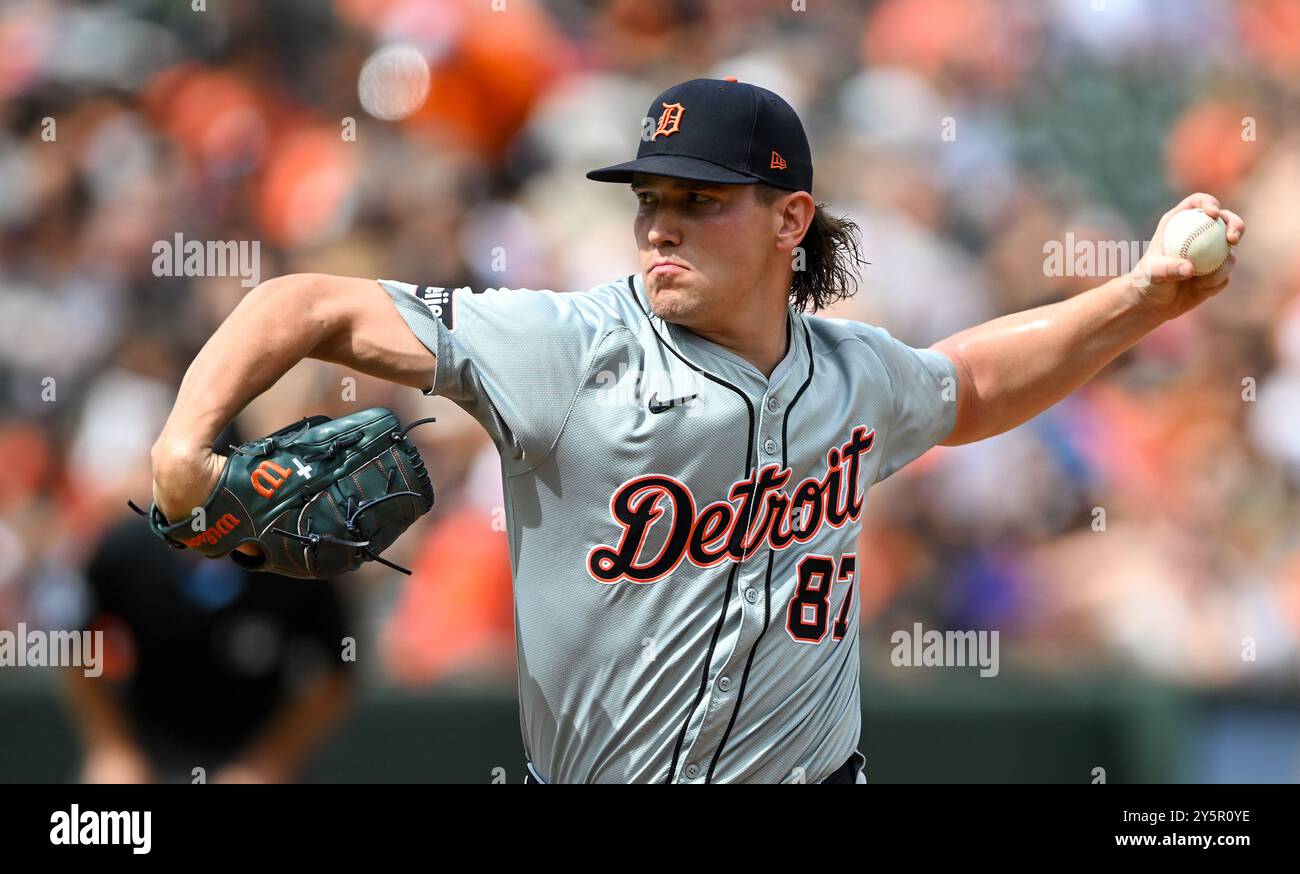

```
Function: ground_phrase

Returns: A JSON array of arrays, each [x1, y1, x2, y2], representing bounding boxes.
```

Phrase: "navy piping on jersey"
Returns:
[[621, 275, 757, 784], [705, 316, 815, 782], [622, 275, 813, 783]]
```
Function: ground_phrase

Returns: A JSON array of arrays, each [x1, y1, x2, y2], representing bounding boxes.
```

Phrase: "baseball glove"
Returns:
[[131, 407, 436, 578]]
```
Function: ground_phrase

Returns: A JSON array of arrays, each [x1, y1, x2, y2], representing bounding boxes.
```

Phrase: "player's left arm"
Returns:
[[931, 193, 1245, 447]]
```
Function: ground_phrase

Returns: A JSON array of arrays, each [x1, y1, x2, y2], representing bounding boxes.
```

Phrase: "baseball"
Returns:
[[1163, 207, 1231, 276]]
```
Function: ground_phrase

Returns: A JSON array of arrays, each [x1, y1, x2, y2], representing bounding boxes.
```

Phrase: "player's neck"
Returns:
[[692, 305, 790, 378]]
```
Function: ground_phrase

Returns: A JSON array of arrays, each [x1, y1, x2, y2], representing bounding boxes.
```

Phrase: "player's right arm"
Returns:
[[150, 273, 436, 523]]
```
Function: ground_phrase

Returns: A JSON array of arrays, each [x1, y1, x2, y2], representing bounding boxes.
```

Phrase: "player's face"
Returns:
[[631, 174, 778, 328]]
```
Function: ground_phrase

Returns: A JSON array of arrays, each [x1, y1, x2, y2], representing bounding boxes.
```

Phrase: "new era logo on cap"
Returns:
[[586, 78, 813, 194]]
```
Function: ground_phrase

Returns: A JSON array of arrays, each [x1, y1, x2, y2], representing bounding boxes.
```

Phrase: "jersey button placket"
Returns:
[[688, 391, 779, 782]]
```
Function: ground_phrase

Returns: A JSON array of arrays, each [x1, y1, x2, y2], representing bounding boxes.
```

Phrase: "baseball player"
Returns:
[[150, 78, 1244, 783]]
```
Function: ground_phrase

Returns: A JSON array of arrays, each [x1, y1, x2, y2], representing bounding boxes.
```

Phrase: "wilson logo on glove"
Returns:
[[130, 407, 436, 579], [250, 460, 293, 498], [184, 513, 242, 548]]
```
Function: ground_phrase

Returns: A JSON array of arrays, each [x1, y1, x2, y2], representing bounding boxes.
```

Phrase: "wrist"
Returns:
[[151, 434, 209, 480], [1112, 274, 1175, 328], [150, 434, 222, 523]]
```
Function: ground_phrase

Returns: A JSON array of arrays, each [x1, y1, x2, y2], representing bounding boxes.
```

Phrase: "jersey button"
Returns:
[[718, 675, 732, 692], [766, 396, 780, 413], [744, 587, 759, 604], [684, 763, 700, 780], [763, 438, 778, 455]]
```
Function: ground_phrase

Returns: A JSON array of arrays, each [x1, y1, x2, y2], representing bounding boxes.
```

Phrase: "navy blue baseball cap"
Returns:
[[586, 77, 813, 194]]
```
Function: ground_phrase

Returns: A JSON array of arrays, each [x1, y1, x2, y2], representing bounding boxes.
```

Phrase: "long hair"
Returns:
[[754, 184, 867, 313]]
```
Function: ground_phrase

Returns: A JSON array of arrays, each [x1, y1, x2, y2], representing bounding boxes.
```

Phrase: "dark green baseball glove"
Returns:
[[132, 407, 435, 578]]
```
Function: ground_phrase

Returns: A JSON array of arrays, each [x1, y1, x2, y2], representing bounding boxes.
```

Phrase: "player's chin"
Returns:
[[646, 283, 698, 323]]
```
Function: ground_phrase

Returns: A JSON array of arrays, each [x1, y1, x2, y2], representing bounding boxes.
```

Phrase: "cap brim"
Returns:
[[586, 154, 759, 185]]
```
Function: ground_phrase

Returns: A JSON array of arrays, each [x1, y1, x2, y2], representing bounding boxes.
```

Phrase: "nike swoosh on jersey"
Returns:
[[648, 393, 699, 413]]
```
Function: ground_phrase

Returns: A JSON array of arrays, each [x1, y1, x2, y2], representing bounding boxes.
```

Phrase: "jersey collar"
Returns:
[[628, 272, 809, 393]]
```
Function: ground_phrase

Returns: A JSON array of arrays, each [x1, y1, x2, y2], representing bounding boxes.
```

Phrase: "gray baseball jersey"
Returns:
[[378, 272, 957, 783]]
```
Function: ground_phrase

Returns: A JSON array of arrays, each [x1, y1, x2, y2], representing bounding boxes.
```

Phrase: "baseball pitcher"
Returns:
[[148, 78, 1244, 783]]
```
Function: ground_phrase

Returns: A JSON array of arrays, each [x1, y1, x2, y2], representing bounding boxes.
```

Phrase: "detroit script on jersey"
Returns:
[[588, 426, 875, 583]]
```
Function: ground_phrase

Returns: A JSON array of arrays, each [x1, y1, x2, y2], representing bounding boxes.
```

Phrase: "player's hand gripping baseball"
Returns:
[[1130, 192, 1245, 320]]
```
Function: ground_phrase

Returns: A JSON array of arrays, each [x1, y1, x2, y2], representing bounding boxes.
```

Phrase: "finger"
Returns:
[[1219, 209, 1245, 244], [1191, 252, 1237, 287], [1190, 274, 1230, 294], [1182, 192, 1221, 217], [1196, 275, 1231, 298], [1145, 255, 1197, 281]]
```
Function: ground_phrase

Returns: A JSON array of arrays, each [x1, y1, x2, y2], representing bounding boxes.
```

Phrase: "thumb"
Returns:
[[1136, 254, 1195, 284]]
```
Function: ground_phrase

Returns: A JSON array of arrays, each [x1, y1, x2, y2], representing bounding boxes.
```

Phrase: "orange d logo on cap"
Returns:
[[652, 102, 685, 139]]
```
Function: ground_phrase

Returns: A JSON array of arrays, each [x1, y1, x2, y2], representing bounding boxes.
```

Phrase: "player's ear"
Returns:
[[774, 191, 815, 252]]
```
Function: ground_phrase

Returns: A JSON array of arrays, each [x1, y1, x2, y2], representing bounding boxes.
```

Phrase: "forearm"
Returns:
[[63, 670, 154, 782], [156, 274, 435, 452], [150, 274, 435, 523], [226, 671, 353, 781], [61, 668, 138, 753], [933, 276, 1167, 445], [156, 274, 335, 452]]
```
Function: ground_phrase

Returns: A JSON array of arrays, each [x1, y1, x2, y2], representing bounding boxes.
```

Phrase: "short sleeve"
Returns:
[[847, 322, 959, 483], [377, 279, 619, 473]]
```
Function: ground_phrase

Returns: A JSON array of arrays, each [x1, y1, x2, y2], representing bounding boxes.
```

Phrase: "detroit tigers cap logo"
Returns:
[[652, 102, 685, 140]]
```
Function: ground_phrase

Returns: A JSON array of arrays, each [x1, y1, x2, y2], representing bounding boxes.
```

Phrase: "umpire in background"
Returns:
[[61, 492, 355, 784]]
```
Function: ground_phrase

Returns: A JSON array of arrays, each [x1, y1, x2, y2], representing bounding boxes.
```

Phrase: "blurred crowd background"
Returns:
[[2, 0, 1300, 782]]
